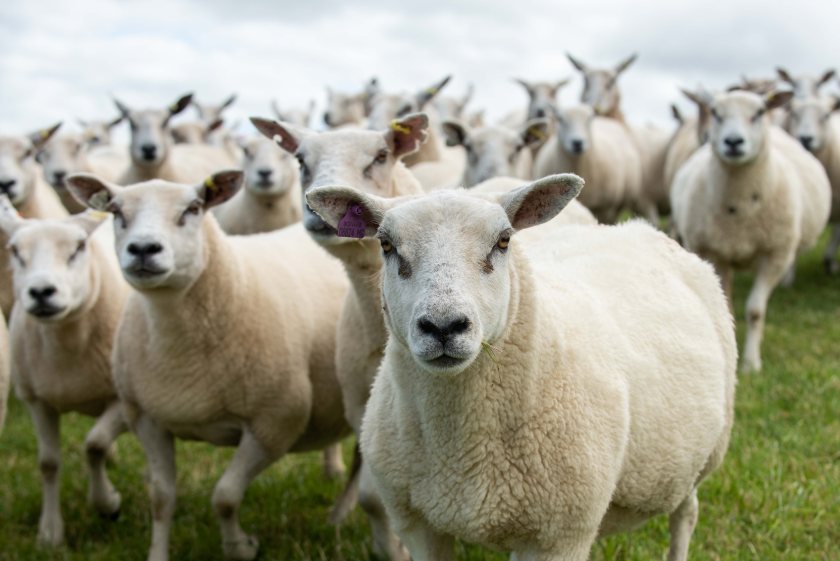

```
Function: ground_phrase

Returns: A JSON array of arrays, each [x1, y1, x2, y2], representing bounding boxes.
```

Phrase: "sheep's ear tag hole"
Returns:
[[337, 204, 366, 238]]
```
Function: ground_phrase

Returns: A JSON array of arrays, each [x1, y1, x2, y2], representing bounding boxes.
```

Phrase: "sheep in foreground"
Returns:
[[785, 95, 840, 272], [441, 119, 549, 187], [0, 199, 129, 546], [0, 125, 69, 318], [776, 67, 835, 99], [534, 104, 644, 223], [114, 93, 237, 184], [306, 173, 736, 561], [66, 170, 351, 561], [213, 136, 302, 234], [0, 313, 8, 433], [671, 90, 831, 372]]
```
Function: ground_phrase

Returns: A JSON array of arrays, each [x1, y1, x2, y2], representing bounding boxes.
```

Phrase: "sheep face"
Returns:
[[776, 67, 835, 98], [239, 137, 298, 198], [36, 135, 85, 190], [0, 204, 106, 322], [568, 53, 636, 117], [250, 113, 429, 246], [78, 115, 123, 148], [366, 76, 451, 131], [514, 79, 568, 121], [554, 105, 595, 157], [785, 97, 840, 153], [323, 89, 366, 128], [170, 119, 223, 145], [442, 121, 548, 187], [115, 93, 192, 168], [192, 94, 236, 123], [65, 171, 242, 291], [707, 91, 792, 166], [305, 174, 584, 376], [0, 126, 60, 207]]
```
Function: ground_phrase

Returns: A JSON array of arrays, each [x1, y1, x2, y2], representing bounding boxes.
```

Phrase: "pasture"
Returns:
[[0, 234, 836, 561]]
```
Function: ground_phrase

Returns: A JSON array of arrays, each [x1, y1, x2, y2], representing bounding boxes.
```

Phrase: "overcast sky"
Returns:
[[2, 0, 840, 139]]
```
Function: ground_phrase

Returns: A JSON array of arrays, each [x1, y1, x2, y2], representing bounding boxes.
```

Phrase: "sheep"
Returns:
[[663, 89, 712, 194], [114, 93, 238, 184], [441, 119, 549, 187], [0, 199, 129, 546], [78, 114, 124, 148], [515, 78, 571, 121], [271, 99, 316, 127], [567, 53, 669, 221], [170, 118, 224, 145], [534, 104, 644, 223], [0, 125, 69, 318], [323, 84, 371, 129], [432, 84, 474, 122], [36, 129, 128, 213], [191, 94, 237, 124], [784, 95, 840, 273], [671, 90, 831, 372], [212, 135, 302, 234], [305, 173, 736, 561], [66, 169, 351, 561], [776, 67, 835, 99], [0, 313, 8, 434]]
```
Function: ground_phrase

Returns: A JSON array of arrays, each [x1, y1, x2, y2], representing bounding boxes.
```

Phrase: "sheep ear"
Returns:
[[68, 210, 110, 236], [305, 185, 390, 238], [441, 120, 468, 147], [499, 173, 584, 230], [514, 78, 534, 97], [830, 96, 840, 114], [615, 53, 637, 75], [197, 170, 243, 209], [168, 93, 193, 116], [552, 78, 571, 96], [206, 118, 225, 134], [671, 104, 684, 124], [520, 118, 549, 147], [385, 113, 429, 158], [765, 90, 793, 111], [776, 67, 794, 85], [107, 114, 125, 129], [681, 87, 711, 109], [0, 194, 26, 236], [567, 53, 588, 72], [28, 122, 62, 150], [818, 69, 836, 87], [113, 98, 131, 118], [65, 173, 120, 211], [250, 117, 307, 154], [219, 94, 237, 111], [416, 75, 451, 107], [459, 84, 474, 110], [270, 100, 285, 121]]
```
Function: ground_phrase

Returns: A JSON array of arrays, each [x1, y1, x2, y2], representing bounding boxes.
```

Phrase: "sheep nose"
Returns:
[[571, 140, 584, 154], [0, 179, 16, 193], [52, 170, 67, 184], [417, 315, 471, 344], [724, 136, 745, 148], [257, 168, 273, 180], [799, 136, 814, 150], [140, 144, 157, 160], [28, 285, 57, 302], [534, 108, 546, 119], [323, 113, 332, 126], [127, 242, 163, 259]]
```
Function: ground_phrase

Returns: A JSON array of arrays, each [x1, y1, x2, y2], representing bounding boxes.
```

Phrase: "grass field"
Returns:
[[0, 236, 838, 561]]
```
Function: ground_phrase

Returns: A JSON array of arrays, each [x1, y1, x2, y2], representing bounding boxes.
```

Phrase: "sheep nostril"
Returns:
[[29, 285, 57, 301]]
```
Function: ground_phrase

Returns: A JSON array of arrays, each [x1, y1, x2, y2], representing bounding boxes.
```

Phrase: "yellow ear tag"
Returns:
[[88, 210, 110, 220], [530, 127, 545, 140], [204, 177, 218, 192], [390, 120, 411, 134], [169, 104, 179, 112], [39, 129, 49, 139], [425, 87, 438, 96]]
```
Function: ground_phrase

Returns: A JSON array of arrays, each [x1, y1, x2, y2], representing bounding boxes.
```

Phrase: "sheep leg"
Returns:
[[359, 462, 409, 561], [134, 414, 176, 561], [85, 400, 127, 518], [27, 400, 64, 547], [212, 429, 275, 561], [741, 254, 790, 373], [667, 489, 699, 561], [398, 520, 454, 561], [824, 225, 840, 274], [322, 442, 346, 479]]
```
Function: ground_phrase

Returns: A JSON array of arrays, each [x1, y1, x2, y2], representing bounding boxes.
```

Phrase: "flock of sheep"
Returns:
[[0, 51, 836, 561]]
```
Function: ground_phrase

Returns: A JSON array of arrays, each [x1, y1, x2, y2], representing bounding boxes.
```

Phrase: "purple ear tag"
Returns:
[[337, 204, 366, 238]]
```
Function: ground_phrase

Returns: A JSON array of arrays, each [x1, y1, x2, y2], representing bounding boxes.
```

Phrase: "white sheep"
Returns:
[[671, 90, 831, 372], [323, 85, 370, 129], [441, 119, 549, 187], [776, 67, 836, 99], [212, 135, 302, 234], [663, 89, 712, 195], [432, 84, 474, 122], [0, 313, 8, 433], [514, 77, 571, 122], [534, 104, 644, 223], [78, 114, 124, 148], [567, 53, 669, 221], [114, 93, 237, 184], [785, 95, 840, 273], [271, 99, 316, 128], [0, 126, 69, 318], [191, 94, 237, 124], [66, 169, 351, 561], [305, 173, 736, 561], [0, 199, 129, 546]]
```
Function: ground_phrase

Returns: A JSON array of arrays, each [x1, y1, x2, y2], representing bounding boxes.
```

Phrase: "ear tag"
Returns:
[[390, 120, 411, 134], [425, 87, 438, 96], [204, 177, 218, 192], [88, 210, 110, 221], [530, 127, 545, 140], [337, 204, 366, 238], [39, 129, 50, 139], [169, 104, 179, 112]]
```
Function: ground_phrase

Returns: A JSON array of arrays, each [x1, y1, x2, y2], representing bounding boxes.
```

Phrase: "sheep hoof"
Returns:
[[102, 506, 121, 522], [36, 524, 65, 548], [739, 359, 761, 374], [824, 257, 839, 275], [224, 535, 260, 561]]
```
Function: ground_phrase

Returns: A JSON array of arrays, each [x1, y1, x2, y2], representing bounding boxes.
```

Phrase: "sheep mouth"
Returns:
[[29, 304, 66, 318], [723, 147, 745, 159], [424, 353, 470, 370], [128, 265, 168, 279]]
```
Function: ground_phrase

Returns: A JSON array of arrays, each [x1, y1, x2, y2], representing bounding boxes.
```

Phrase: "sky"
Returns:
[[2, 0, 840, 139]]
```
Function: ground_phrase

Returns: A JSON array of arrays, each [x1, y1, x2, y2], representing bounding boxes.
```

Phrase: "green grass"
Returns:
[[0, 237, 838, 561]]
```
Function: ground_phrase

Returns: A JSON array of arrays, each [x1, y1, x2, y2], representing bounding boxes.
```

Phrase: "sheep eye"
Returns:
[[380, 239, 393, 253], [374, 149, 388, 165], [396, 105, 412, 117], [497, 234, 510, 250], [242, 147, 253, 159], [106, 203, 126, 228], [710, 108, 722, 122], [10, 245, 25, 266], [752, 109, 766, 122], [296, 154, 309, 177], [178, 201, 202, 226], [69, 240, 86, 263]]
